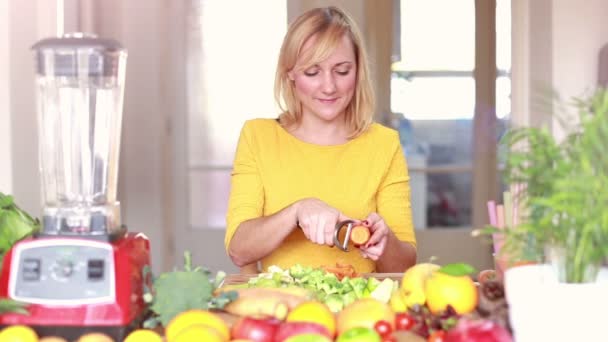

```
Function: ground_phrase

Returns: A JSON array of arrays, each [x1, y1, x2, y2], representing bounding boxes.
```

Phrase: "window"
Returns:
[[186, 1, 287, 230], [391, 0, 511, 228]]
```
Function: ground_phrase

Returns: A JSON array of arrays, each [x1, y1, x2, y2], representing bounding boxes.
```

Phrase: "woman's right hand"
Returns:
[[294, 198, 356, 246]]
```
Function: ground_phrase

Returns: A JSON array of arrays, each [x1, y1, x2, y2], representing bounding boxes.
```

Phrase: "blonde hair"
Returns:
[[274, 6, 375, 138]]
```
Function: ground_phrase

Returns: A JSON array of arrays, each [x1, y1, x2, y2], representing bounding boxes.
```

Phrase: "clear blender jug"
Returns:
[[33, 33, 127, 236]]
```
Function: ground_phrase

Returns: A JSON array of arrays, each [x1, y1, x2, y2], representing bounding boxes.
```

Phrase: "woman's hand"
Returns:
[[295, 198, 355, 246], [358, 212, 390, 260]]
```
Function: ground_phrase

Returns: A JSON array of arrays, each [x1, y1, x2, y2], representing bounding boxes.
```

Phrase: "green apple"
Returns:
[[336, 327, 382, 342], [284, 333, 333, 342]]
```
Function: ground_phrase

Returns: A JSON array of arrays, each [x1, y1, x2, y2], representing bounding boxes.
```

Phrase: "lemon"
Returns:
[[124, 329, 162, 342], [39, 337, 68, 342], [172, 324, 224, 342], [165, 309, 229, 342], [400, 263, 440, 308], [0, 325, 38, 342], [389, 290, 407, 313], [336, 298, 394, 335], [76, 332, 114, 342], [425, 271, 478, 315], [286, 301, 336, 337]]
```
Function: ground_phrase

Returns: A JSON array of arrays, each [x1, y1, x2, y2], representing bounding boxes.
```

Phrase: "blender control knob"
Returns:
[[52, 259, 75, 278]]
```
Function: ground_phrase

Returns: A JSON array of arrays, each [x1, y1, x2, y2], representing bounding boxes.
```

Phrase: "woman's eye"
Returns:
[[304, 70, 319, 76], [335, 70, 350, 76]]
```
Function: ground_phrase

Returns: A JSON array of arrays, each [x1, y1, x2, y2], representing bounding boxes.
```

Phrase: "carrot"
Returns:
[[350, 225, 371, 246]]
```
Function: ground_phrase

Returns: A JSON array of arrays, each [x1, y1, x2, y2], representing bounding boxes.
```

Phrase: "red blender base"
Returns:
[[0, 231, 151, 341]]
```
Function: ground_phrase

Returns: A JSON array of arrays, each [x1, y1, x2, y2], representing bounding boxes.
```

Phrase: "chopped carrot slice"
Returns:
[[350, 225, 371, 246]]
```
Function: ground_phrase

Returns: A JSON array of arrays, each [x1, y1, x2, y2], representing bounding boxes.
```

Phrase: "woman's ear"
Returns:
[[287, 70, 295, 81]]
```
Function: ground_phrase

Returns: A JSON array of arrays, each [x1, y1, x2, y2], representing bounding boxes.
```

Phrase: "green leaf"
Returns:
[[0, 299, 29, 315], [437, 263, 477, 277], [0, 193, 14, 208]]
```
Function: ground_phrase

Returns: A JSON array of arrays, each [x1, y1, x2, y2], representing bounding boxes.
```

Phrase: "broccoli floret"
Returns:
[[255, 278, 281, 288], [324, 294, 344, 313], [366, 277, 381, 293], [289, 264, 312, 279], [340, 281, 353, 294], [349, 278, 367, 298], [342, 291, 357, 307]]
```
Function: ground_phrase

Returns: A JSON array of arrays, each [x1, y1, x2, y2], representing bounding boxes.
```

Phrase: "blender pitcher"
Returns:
[[33, 33, 127, 236]]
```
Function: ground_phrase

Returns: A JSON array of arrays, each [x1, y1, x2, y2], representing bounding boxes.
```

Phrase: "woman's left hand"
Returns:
[[358, 212, 390, 260]]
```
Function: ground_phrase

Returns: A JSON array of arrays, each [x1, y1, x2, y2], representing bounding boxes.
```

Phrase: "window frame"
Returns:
[[391, 0, 506, 229]]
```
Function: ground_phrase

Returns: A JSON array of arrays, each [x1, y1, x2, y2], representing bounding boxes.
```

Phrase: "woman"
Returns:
[[225, 6, 416, 274]]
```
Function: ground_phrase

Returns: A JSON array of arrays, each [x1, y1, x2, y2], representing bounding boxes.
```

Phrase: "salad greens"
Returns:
[[247, 264, 397, 312]]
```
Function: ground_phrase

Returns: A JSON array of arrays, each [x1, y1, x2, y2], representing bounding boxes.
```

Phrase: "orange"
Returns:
[[0, 325, 38, 342], [124, 329, 163, 342], [336, 298, 395, 335], [172, 324, 224, 342], [76, 332, 114, 342], [350, 226, 370, 246], [286, 301, 336, 337], [425, 271, 478, 315], [39, 338, 68, 342], [165, 309, 229, 342]]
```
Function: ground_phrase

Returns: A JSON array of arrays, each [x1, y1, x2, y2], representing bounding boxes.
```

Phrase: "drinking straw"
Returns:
[[496, 204, 505, 229], [487, 200, 497, 226]]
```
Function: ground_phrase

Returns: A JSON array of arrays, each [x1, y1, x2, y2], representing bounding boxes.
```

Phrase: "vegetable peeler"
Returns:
[[334, 220, 356, 251]]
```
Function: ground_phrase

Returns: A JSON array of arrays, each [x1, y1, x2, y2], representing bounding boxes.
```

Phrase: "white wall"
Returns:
[[86, 0, 170, 273], [552, 0, 608, 100], [512, 0, 608, 134], [0, 0, 11, 194], [4, 1, 60, 214]]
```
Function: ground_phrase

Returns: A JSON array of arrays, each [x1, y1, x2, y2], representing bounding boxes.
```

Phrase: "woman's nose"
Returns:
[[321, 73, 337, 94]]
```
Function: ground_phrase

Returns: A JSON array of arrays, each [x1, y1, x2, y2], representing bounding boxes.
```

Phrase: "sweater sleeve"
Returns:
[[377, 135, 417, 248], [224, 121, 264, 251]]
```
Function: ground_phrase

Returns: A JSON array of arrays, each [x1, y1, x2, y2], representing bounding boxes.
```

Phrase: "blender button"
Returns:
[[87, 259, 105, 280], [23, 258, 40, 269], [22, 259, 41, 281]]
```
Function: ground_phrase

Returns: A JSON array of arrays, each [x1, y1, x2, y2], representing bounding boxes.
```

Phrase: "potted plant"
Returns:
[[486, 87, 608, 341]]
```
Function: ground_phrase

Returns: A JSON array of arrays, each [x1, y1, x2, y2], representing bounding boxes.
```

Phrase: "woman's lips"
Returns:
[[318, 98, 338, 104]]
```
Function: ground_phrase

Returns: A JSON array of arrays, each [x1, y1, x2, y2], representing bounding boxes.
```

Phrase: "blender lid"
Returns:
[[32, 33, 126, 77]]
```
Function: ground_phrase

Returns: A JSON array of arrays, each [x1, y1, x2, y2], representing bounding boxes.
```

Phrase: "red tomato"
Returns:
[[395, 312, 416, 331], [428, 330, 446, 342], [374, 320, 393, 339]]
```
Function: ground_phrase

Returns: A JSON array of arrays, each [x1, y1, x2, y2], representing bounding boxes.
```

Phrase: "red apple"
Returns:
[[444, 318, 512, 342], [231, 316, 281, 342], [275, 322, 331, 342]]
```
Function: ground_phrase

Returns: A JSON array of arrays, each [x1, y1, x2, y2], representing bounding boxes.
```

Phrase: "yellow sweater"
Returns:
[[225, 119, 416, 273]]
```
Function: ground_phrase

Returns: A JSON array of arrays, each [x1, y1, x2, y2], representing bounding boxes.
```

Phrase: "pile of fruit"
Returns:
[[208, 262, 513, 342], [0, 256, 514, 342]]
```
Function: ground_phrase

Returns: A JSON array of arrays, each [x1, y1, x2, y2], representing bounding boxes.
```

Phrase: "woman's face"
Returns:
[[289, 34, 357, 124]]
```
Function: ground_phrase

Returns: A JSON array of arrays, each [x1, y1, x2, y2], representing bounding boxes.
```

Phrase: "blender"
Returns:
[[0, 33, 151, 340]]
